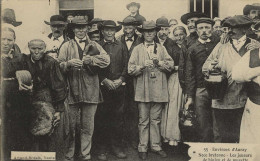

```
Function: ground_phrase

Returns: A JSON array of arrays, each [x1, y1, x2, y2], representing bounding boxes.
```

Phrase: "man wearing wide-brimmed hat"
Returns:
[[89, 18, 104, 30], [242, 3, 260, 39], [126, 2, 146, 24], [181, 12, 207, 48], [116, 16, 142, 150], [128, 20, 174, 160], [95, 20, 128, 160], [243, 3, 260, 20], [185, 17, 220, 142], [58, 17, 110, 161], [44, 15, 68, 59], [202, 15, 254, 143]]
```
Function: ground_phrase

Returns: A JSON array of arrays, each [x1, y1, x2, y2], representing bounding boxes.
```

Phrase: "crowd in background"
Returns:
[[1, 2, 260, 161]]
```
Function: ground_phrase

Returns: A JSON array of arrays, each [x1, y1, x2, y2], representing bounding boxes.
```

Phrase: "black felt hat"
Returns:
[[100, 20, 122, 32], [181, 12, 207, 25], [44, 15, 67, 25], [243, 3, 260, 15]]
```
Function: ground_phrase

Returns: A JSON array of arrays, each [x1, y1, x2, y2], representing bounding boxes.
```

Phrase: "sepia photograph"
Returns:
[[1, 0, 260, 160]]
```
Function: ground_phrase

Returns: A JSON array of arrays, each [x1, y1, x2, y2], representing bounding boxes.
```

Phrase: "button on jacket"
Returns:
[[185, 35, 220, 97]]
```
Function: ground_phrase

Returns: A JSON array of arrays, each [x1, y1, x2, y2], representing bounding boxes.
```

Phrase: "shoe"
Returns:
[[112, 150, 127, 159], [151, 150, 167, 158], [97, 153, 107, 161], [82, 154, 91, 160], [138, 152, 147, 160], [169, 140, 178, 146], [111, 147, 127, 159]]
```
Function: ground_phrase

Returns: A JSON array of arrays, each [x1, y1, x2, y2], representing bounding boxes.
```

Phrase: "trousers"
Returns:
[[138, 102, 163, 152], [65, 103, 97, 160], [95, 85, 126, 152], [194, 88, 213, 142]]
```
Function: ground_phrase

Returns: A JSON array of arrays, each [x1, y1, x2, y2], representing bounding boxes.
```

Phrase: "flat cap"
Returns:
[[195, 18, 215, 26], [222, 15, 253, 28]]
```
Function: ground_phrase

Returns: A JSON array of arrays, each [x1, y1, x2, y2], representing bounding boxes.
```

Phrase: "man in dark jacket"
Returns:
[[178, 12, 207, 94], [96, 20, 128, 160], [181, 12, 207, 48], [185, 18, 220, 142], [117, 16, 142, 149]]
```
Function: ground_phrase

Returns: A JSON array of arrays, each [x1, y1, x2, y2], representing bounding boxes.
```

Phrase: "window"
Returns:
[[190, 0, 219, 18]]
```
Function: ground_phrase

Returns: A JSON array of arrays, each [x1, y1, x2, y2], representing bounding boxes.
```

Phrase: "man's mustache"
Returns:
[[54, 30, 61, 34]]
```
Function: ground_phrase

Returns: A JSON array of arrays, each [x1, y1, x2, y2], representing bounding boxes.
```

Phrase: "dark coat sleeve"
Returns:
[[119, 44, 129, 82], [178, 45, 187, 92], [48, 60, 68, 112], [185, 48, 196, 98]]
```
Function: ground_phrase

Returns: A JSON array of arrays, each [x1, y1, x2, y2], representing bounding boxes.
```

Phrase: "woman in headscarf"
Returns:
[[161, 26, 187, 146]]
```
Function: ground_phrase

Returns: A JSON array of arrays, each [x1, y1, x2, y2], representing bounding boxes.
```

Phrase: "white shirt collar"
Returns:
[[198, 38, 211, 44]]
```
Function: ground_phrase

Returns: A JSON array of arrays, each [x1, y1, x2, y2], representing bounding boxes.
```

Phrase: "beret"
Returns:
[[195, 18, 215, 26], [222, 15, 253, 28]]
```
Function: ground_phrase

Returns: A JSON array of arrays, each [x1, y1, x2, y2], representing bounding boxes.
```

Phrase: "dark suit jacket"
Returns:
[[117, 33, 142, 58]]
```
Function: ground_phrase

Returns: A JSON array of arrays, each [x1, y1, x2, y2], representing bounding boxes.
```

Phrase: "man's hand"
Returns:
[[19, 83, 33, 92], [103, 78, 117, 90], [184, 98, 194, 111], [83, 55, 92, 65], [53, 112, 61, 127], [144, 60, 154, 68], [245, 39, 260, 50], [68, 59, 83, 68], [113, 79, 123, 88], [208, 59, 219, 71]]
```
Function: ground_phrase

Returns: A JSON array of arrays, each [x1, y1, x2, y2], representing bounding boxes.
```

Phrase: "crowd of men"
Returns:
[[1, 2, 260, 161]]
